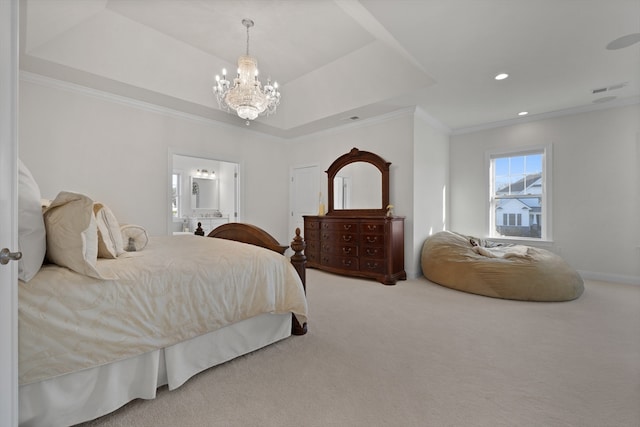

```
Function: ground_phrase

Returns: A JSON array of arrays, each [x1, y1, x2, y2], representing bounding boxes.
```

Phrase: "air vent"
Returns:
[[592, 82, 628, 94]]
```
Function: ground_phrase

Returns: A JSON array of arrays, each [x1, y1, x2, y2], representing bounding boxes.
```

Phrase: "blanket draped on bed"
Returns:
[[19, 235, 308, 385]]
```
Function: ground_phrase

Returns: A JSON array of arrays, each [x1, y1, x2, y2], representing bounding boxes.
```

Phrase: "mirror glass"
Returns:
[[191, 177, 219, 209], [333, 162, 382, 210]]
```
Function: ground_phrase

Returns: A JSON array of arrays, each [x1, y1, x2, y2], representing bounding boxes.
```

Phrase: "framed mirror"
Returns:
[[327, 147, 390, 216], [190, 176, 219, 210]]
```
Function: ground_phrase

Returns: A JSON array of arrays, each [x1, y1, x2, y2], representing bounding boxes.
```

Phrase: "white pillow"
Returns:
[[94, 203, 125, 259], [44, 192, 108, 279], [17, 160, 46, 282], [120, 224, 149, 251]]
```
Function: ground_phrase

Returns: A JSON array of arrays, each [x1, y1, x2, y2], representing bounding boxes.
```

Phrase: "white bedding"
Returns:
[[19, 234, 308, 386]]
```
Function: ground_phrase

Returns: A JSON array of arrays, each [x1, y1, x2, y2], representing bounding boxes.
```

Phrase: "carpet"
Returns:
[[78, 269, 640, 427]]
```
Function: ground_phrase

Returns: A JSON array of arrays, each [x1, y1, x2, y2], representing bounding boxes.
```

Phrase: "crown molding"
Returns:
[[452, 96, 640, 136]]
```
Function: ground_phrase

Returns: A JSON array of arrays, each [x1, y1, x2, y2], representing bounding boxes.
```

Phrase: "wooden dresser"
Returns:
[[303, 215, 406, 285]]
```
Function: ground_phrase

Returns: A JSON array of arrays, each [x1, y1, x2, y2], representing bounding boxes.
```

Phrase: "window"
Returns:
[[488, 145, 551, 240], [172, 172, 181, 218]]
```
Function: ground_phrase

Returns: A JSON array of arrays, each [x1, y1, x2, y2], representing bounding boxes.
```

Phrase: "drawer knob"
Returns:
[[342, 235, 353, 242], [342, 259, 352, 266], [342, 247, 352, 254], [343, 224, 352, 230], [366, 236, 378, 243], [366, 248, 378, 256], [367, 225, 377, 231]]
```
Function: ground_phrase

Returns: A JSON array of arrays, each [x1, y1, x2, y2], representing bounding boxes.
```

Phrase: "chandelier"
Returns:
[[213, 19, 281, 124]]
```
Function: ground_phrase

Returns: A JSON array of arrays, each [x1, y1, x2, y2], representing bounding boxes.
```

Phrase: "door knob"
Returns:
[[0, 248, 22, 265]]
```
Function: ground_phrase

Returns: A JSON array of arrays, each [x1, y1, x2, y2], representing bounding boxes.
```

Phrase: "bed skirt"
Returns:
[[19, 313, 292, 427]]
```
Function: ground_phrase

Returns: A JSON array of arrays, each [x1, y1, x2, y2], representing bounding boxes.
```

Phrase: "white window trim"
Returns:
[[171, 169, 184, 220], [485, 143, 553, 243]]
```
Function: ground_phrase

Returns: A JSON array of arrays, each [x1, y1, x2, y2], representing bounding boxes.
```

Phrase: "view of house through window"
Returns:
[[489, 148, 548, 239]]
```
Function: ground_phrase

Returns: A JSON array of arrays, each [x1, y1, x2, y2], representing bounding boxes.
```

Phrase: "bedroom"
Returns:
[[1, 0, 639, 426]]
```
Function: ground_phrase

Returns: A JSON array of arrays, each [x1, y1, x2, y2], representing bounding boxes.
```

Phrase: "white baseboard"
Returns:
[[578, 270, 640, 286]]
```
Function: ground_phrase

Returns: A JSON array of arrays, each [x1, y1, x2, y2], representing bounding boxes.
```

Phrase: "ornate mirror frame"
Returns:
[[326, 147, 390, 216]]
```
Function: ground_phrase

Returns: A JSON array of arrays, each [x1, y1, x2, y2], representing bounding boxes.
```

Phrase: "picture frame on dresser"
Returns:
[[303, 148, 406, 285]]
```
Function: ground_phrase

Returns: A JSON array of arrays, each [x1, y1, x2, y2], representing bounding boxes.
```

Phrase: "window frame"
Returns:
[[485, 144, 553, 242]]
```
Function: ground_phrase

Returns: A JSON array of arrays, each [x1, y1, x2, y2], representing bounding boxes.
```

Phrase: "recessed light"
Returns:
[[495, 73, 509, 80], [518, 111, 528, 116]]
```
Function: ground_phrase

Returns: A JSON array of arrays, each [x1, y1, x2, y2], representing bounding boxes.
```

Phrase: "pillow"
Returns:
[[44, 192, 109, 279], [94, 203, 125, 259], [17, 159, 46, 282], [40, 198, 52, 212], [120, 224, 149, 251]]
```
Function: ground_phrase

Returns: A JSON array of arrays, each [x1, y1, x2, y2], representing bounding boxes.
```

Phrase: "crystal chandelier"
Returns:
[[213, 19, 281, 124]]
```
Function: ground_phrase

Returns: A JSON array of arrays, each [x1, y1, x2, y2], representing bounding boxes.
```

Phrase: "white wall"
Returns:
[[413, 110, 450, 276], [18, 76, 294, 243], [450, 104, 640, 284]]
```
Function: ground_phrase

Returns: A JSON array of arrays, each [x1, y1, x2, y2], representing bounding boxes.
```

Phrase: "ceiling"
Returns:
[[19, 0, 640, 138]]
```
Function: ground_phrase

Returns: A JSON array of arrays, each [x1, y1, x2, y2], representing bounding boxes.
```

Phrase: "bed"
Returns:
[[16, 162, 308, 426]]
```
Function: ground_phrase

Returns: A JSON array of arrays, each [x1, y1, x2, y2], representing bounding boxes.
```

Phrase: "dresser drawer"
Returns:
[[361, 222, 385, 234], [320, 221, 358, 232], [361, 245, 385, 259], [361, 234, 384, 245], [321, 231, 357, 244], [305, 239, 320, 254], [360, 259, 386, 274], [323, 255, 359, 272], [321, 242, 358, 256], [304, 229, 319, 240], [305, 220, 319, 230], [306, 251, 319, 263]]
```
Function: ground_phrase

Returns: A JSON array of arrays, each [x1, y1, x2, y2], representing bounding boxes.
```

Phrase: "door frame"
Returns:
[[0, 0, 20, 425]]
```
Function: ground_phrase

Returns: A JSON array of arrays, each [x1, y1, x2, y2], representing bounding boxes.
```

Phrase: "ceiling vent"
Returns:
[[592, 82, 628, 94]]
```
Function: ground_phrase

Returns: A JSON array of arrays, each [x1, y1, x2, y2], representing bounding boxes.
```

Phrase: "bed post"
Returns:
[[290, 227, 307, 335]]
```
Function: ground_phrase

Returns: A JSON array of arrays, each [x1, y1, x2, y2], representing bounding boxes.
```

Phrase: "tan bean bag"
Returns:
[[421, 231, 584, 301]]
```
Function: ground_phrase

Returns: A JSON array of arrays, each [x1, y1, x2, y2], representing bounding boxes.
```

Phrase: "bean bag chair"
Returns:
[[421, 231, 584, 301]]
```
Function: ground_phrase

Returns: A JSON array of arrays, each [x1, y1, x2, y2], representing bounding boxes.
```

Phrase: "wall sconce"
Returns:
[[194, 168, 215, 179]]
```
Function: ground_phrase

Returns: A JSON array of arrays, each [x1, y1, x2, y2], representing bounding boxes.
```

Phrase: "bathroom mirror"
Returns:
[[191, 176, 219, 210], [327, 147, 390, 216]]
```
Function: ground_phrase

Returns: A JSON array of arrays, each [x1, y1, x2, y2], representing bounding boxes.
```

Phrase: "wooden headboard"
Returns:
[[207, 223, 288, 254]]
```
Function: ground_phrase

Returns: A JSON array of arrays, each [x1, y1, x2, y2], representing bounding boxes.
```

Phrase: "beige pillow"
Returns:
[[44, 192, 108, 279], [120, 224, 149, 251], [94, 203, 125, 259]]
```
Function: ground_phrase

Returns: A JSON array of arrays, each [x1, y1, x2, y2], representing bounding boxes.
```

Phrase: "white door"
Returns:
[[0, 1, 20, 425], [290, 165, 320, 237]]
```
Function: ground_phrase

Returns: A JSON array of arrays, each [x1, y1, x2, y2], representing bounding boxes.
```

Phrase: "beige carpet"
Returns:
[[79, 269, 640, 427]]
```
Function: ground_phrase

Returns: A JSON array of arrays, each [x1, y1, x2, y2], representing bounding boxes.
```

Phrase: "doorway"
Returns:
[[170, 154, 240, 234], [290, 165, 320, 237]]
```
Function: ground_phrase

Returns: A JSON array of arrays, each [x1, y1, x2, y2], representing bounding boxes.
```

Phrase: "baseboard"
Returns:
[[578, 270, 640, 286]]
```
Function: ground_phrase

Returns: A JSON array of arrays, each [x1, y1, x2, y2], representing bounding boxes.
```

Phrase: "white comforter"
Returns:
[[19, 235, 308, 385]]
